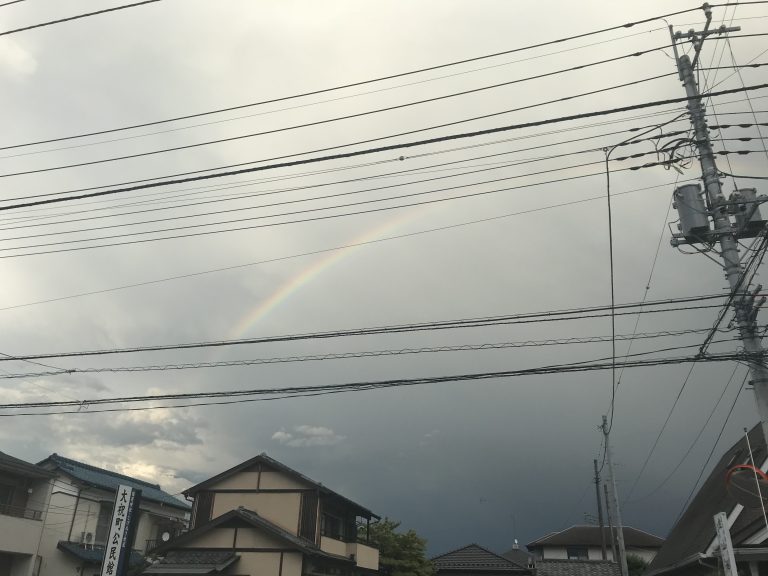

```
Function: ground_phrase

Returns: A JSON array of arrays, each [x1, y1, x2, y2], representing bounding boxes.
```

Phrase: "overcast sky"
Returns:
[[0, 0, 767, 557]]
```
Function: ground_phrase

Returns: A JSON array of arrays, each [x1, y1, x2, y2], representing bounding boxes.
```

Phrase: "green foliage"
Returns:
[[627, 554, 649, 576], [363, 518, 435, 576]]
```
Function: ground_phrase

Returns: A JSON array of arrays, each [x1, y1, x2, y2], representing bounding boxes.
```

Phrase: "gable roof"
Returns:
[[431, 544, 530, 572], [0, 450, 54, 480], [154, 506, 355, 564], [527, 526, 664, 549], [183, 453, 377, 519], [648, 423, 766, 576], [535, 559, 621, 576], [39, 453, 190, 511]]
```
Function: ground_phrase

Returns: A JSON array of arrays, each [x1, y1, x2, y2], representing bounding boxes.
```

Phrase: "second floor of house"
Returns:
[[183, 453, 379, 564]]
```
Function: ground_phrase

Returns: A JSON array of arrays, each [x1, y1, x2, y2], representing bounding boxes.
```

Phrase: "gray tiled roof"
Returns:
[[535, 559, 621, 576], [144, 550, 238, 573], [501, 547, 534, 568], [0, 451, 54, 480], [41, 454, 190, 511], [432, 544, 529, 572], [528, 526, 663, 549]]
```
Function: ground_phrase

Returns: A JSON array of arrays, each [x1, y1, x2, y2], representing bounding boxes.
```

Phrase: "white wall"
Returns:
[[538, 545, 657, 563]]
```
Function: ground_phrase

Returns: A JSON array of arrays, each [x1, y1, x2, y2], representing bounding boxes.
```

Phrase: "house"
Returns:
[[527, 525, 664, 564], [35, 453, 190, 576], [647, 423, 768, 576], [144, 453, 380, 576], [432, 543, 533, 576], [533, 559, 621, 576], [0, 450, 55, 576]]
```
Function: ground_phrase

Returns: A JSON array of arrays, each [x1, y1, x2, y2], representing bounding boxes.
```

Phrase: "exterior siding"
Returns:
[[211, 492, 302, 534]]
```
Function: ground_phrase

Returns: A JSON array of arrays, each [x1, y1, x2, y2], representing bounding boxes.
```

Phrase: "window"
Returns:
[[321, 513, 343, 540], [566, 546, 589, 560], [0, 483, 14, 515], [193, 491, 214, 529], [95, 503, 113, 545]]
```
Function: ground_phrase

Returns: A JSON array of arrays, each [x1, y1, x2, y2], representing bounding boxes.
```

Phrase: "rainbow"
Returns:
[[228, 208, 427, 339]]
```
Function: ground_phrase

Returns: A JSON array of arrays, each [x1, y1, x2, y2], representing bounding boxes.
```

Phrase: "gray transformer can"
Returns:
[[733, 188, 767, 237], [673, 183, 710, 242]]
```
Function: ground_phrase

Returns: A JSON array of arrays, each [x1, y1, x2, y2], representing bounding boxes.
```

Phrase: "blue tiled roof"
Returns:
[[57, 541, 146, 567], [42, 454, 190, 511]]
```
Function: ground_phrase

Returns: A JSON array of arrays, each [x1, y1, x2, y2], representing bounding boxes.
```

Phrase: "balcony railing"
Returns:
[[0, 502, 43, 520]]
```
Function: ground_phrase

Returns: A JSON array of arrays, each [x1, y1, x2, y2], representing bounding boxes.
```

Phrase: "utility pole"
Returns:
[[603, 483, 617, 563], [601, 415, 628, 576], [594, 459, 608, 560], [668, 6, 768, 445]]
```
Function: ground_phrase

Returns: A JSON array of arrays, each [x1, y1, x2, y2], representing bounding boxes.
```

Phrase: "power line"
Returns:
[[0, 153, 664, 245], [0, 0, 27, 7], [0, 5, 723, 152], [4, 82, 765, 213], [0, 118, 689, 232], [0, 158, 710, 258], [2, 106, 697, 208], [0, 72, 676, 181], [0, 294, 736, 362], [0, 327, 724, 380], [0, 0, 162, 37], [0, 350, 759, 417], [0, 178, 692, 312]]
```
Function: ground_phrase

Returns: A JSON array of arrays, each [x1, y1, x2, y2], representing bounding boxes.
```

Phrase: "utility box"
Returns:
[[674, 184, 710, 242], [731, 188, 767, 238]]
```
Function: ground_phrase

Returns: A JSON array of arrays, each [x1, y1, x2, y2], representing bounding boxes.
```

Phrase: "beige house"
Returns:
[[527, 525, 664, 564], [144, 453, 380, 576]]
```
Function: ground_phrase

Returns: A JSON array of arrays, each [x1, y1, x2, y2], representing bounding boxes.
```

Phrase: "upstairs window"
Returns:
[[567, 546, 589, 560], [321, 513, 343, 540]]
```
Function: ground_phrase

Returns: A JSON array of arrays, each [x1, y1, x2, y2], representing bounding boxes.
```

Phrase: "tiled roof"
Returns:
[[40, 454, 190, 511], [0, 451, 54, 480], [528, 526, 664, 549], [144, 550, 238, 574], [154, 507, 354, 565], [183, 453, 377, 519], [501, 547, 534, 568], [432, 544, 529, 572], [648, 423, 766, 576], [57, 541, 145, 567], [535, 559, 621, 576]]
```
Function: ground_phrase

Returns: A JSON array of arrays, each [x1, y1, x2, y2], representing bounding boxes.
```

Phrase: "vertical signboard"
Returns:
[[100, 484, 142, 576], [714, 512, 738, 576]]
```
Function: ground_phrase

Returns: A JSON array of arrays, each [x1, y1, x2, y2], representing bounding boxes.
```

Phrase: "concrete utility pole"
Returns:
[[668, 7, 768, 445], [603, 484, 617, 563], [594, 459, 608, 560], [601, 415, 628, 576]]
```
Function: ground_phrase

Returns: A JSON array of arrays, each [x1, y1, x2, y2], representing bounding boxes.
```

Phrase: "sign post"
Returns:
[[714, 512, 738, 576], [99, 484, 142, 576]]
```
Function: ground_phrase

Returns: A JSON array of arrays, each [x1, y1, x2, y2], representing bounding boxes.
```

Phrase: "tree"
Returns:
[[626, 554, 649, 576], [363, 518, 435, 576]]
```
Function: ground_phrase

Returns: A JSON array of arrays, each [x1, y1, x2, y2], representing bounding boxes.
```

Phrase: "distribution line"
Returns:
[[0, 141, 649, 235], [0, 4, 720, 151], [0, 153, 669, 245], [1, 152, 758, 259], [0, 0, 162, 37], [0, 327, 725, 380], [0, 46, 670, 159], [0, 72, 677, 180], [0, 159, 707, 258], [0, 350, 760, 418], [0, 179, 694, 313], [4, 82, 765, 212], [0, 294, 735, 362], [0, 118, 695, 232], [2, 106, 697, 208]]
